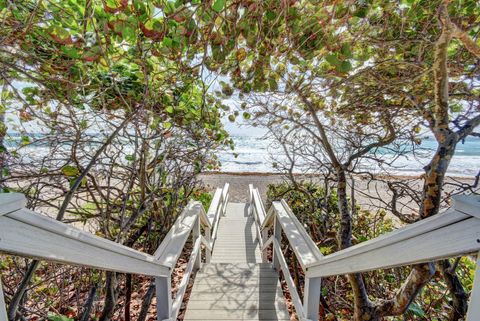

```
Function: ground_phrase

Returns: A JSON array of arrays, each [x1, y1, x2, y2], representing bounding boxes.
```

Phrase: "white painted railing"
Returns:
[[249, 186, 480, 321], [154, 183, 229, 321], [0, 183, 229, 321], [249, 187, 323, 321]]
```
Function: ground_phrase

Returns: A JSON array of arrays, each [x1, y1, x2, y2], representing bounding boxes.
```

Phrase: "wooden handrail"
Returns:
[[249, 185, 265, 253], [0, 200, 170, 277], [209, 183, 230, 250], [248, 187, 322, 321], [169, 236, 202, 321], [0, 186, 230, 321], [306, 195, 480, 277], [249, 186, 480, 321], [154, 201, 206, 266], [272, 237, 306, 320]]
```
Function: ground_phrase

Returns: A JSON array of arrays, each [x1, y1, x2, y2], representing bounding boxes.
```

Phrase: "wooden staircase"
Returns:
[[184, 202, 290, 320], [1, 185, 480, 321]]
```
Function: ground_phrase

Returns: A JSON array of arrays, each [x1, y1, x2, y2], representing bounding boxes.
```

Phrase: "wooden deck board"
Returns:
[[184, 202, 291, 321]]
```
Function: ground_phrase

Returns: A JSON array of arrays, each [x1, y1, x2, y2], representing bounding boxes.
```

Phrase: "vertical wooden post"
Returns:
[[261, 229, 268, 263], [0, 278, 7, 321], [304, 276, 321, 321], [192, 217, 201, 270], [466, 252, 480, 321], [155, 276, 171, 321], [205, 226, 211, 263], [222, 183, 229, 216], [248, 184, 254, 216], [272, 216, 282, 271]]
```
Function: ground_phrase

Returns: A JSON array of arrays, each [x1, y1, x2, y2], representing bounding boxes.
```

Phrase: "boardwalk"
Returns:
[[184, 202, 290, 320], [1, 189, 479, 321]]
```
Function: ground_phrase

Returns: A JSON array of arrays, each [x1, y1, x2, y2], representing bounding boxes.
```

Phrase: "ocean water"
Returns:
[[3, 133, 480, 176], [218, 135, 480, 177]]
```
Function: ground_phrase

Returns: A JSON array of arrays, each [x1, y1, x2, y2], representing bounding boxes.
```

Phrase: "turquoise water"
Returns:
[[3, 133, 480, 176], [218, 135, 480, 176]]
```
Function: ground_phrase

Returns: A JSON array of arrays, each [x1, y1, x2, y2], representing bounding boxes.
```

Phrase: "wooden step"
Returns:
[[183, 308, 290, 320], [187, 289, 285, 301], [183, 203, 290, 321]]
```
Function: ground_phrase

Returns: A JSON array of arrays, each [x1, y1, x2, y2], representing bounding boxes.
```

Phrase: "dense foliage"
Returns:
[[267, 182, 476, 320], [0, 0, 479, 320]]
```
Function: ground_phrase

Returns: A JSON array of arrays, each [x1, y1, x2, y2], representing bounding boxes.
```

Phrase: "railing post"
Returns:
[[272, 215, 282, 271], [155, 276, 171, 321], [205, 225, 211, 263], [248, 184, 254, 216], [192, 217, 201, 270], [466, 251, 480, 321], [261, 229, 268, 263], [304, 276, 321, 321], [1, 278, 7, 321]]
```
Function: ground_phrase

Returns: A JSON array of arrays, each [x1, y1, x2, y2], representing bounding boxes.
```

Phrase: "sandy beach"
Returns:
[[199, 172, 478, 214]]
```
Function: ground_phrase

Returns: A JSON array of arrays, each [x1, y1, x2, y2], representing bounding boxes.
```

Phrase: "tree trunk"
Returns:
[[80, 284, 98, 321], [337, 169, 375, 320], [7, 261, 39, 321], [373, 263, 435, 317], [125, 274, 132, 321], [137, 281, 156, 321], [99, 272, 119, 321], [420, 133, 457, 219], [437, 259, 468, 320]]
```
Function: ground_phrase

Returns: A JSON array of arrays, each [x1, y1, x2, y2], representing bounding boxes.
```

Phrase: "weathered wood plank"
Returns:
[[251, 188, 266, 226], [184, 308, 290, 320], [304, 276, 321, 321], [206, 188, 223, 225], [183, 319, 288, 321], [187, 290, 284, 301], [171, 236, 201, 320], [195, 277, 279, 285], [0, 279, 7, 321], [273, 201, 323, 270], [186, 299, 287, 311], [0, 209, 169, 277], [307, 215, 480, 278], [308, 207, 469, 270], [0, 193, 26, 216], [466, 251, 480, 321], [453, 194, 480, 219], [273, 238, 305, 320], [155, 276, 171, 321], [154, 201, 202, 267]]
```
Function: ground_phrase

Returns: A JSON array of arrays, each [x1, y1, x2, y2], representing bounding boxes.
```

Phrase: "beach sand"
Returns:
[[199, 172, 478, 214]]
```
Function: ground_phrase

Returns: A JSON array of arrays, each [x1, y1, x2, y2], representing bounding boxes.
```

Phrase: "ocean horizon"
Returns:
[[3, 132, 480, 177], [218, 134, 480, 177]]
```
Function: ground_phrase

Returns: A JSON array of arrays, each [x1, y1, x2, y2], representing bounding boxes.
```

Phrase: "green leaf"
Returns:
[[340, 43, 352, 58], [338, 60, 352, 73], [62, 165, 79, 177], [407, 303, 426, 318], [212, 0, 225, 12], [265, 10, 276, 20], [123, 26, 135, 41], [242, 112, 251, 120], [69, 177, 87, 188], [353, 6, 368, 18], [21, 135, 30, 146], [48, 313, 74, 321], [61, 46, 80, 59], [228, 114, 235, 122], [325, 54, 341, 67], [163, 121, 172, 129], [166, 106, 174, 114], [163, 37, 173, 48]]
